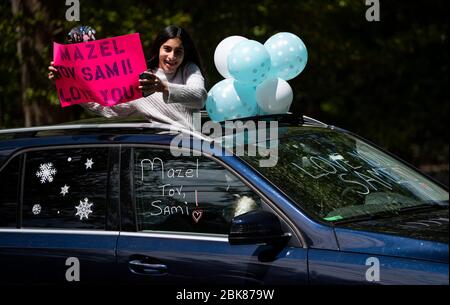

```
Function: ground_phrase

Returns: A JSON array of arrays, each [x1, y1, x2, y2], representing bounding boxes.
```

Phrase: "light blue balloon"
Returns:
[[205, 79, 258, 122], [264, 32, 308, 81], [227, 40, 271, 85]]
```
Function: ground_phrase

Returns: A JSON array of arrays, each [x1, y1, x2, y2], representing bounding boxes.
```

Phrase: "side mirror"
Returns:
[[228, 210, 291, 245]]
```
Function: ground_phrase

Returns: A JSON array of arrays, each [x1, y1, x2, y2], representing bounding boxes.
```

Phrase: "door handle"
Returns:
[[129, 259, 168, 275]]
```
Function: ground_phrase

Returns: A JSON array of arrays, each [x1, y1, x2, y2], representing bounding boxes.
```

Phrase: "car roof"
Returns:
[[0, 116, 179, 139], [0, 112, 330, 165], [0, 112, 328, 140]]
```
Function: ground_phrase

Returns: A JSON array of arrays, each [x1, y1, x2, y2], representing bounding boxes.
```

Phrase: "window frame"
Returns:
[[121, 144, 305, 248], [0, 144, 121, 231], [0, 154, 23, 228]]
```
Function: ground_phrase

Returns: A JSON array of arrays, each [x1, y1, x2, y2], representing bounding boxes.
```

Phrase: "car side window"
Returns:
[[0, 156, 21, 227], [22, 147, 109, 229], [134, 148, 263, 235]]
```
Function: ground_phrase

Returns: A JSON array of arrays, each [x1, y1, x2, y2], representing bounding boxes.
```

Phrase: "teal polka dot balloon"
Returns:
[[264, 32, 308, 81], [227, 40, 271, 86], [206, 79, 259, 122]]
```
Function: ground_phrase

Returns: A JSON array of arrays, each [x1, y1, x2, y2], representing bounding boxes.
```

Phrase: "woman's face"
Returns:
[[159, 37, 185, 74]]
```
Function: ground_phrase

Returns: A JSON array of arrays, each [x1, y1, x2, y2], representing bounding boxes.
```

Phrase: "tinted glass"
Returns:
[[134, 148, 262, 234], [22, 148, 109, 229], [0, 156, 20, 227], [242, 126, 449, 223]]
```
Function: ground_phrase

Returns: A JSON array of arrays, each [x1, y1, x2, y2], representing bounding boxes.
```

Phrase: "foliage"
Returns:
[[0, 0, 448, 171]]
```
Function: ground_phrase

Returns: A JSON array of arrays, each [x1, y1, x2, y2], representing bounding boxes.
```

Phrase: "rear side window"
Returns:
[[0, 156, 20, 227], [22, 148, 109, 229]]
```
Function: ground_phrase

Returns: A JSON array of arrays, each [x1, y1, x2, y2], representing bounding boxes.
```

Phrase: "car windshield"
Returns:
[[235, 125, 449, 223]]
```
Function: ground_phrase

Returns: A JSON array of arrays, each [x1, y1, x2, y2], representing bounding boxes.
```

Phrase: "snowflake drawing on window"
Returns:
[[32, 204, 41, 215], [85, 158, 94, 169], [75, 197, 94, 220], [60, 184, 70, 196], [36, 162, 57, 183]]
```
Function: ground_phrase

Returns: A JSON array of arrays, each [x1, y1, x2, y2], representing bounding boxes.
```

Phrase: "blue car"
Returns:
[[0, 114, 448, 284]]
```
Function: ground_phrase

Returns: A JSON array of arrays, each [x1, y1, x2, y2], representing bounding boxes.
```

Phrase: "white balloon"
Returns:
[[256, 78, 293, 114], [214, 36, 248, 78]]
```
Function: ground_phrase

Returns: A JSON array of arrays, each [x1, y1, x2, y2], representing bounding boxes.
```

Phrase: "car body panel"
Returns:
[[308, 248, 448, 284], [0, 229, 118, 284], [116, 233, 308, 285], [334, 228, 449, 264]]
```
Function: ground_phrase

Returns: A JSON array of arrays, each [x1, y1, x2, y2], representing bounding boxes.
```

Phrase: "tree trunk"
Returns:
[[12, 0, 30, 126], [11, 0, 53, 127]]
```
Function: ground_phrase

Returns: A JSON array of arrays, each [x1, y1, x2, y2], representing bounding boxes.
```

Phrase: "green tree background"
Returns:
[[0, 0, 448, 184]]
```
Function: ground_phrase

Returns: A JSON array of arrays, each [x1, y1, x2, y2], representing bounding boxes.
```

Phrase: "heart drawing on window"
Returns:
[[192, 209, 203, 223]]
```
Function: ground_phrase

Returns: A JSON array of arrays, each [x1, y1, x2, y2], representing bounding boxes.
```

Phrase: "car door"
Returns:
[[116, 145, 308, 284], [0, 146, 120, 284]]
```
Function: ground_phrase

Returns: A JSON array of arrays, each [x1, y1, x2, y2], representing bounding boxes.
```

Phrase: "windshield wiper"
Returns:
[[330, 212, 395, 225]]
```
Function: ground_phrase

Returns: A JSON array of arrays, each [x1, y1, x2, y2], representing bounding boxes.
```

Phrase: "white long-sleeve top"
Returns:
[[81, 62, 207, 129]]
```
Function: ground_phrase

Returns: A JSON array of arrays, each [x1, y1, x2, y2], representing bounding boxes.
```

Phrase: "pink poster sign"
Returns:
[[53, 33, 147, 107]]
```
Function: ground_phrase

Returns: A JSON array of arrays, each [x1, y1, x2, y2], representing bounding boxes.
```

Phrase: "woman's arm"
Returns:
[[163, 63, 207, 109], [80, 101, 137, 118]]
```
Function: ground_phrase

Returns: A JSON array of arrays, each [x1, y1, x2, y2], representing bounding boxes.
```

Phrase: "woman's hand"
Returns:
[[48, 61, 60, 81], [138, 71, 168, 97]]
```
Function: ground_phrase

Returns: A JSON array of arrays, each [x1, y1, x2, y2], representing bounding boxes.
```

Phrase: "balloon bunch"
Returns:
[[206, 33, 307, 122]]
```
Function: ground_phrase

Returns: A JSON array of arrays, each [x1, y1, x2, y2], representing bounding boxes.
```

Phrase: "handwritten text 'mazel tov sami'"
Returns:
[[140, 158, 200, 218], [53, 34, 147, 107]]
